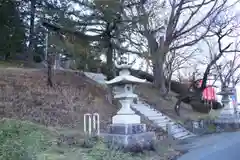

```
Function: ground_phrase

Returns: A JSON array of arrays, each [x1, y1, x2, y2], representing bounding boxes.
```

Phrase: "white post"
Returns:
[[167, 123, 172, 137], [93, 113, 100, 135], [84, 113, 100, 136], [88, 115, 92, 134], [84, 113, 92, 135], [236, 85, 240, 113]]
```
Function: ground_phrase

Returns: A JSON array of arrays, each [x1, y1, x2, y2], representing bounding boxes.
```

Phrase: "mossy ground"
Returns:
[[0, 118, 164, 160], [0, 118, 55, 160]]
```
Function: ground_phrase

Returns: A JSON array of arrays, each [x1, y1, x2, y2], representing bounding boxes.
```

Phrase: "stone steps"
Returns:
[[132, 100, 195, 140], [149, 116, 167, 121], [84, 72, 107, 85]]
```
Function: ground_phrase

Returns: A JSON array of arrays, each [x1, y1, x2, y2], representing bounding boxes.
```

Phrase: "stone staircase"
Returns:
[[132, 100, 195, 140], [84, 72, 107, 86], [83, 72, 195, 140]]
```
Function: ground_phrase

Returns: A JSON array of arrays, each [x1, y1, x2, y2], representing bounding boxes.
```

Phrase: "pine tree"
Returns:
[[0, 0, 26, 60]]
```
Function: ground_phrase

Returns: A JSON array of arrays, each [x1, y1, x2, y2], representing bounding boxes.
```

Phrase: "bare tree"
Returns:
[[127, 0, 238, 95], [214, 48, 240, 89], [164, 45, 198, 95], [176, 63, 201, 83], [174, 9, 240, 116]]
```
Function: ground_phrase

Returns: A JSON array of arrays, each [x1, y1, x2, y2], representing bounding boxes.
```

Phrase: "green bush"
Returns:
[[0, 119, 55, 160], [85, 139, 144, 160], [0, 119, 152, 160]]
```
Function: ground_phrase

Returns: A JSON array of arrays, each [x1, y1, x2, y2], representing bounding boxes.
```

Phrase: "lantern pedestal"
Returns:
[[101, 131, 155, 152], [101, 92, 156, 152], [219, 95, 235, 117], [112, 94, 141, 124]]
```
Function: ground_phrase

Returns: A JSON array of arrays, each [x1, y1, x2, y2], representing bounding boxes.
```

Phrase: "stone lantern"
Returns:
[[218, 87, 235, 116], [101, 57, 156, 152], [214, 87, 239, 124]]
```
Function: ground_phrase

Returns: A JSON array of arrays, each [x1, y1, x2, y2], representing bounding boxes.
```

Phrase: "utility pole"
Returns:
[[45, 29, 49, 62]]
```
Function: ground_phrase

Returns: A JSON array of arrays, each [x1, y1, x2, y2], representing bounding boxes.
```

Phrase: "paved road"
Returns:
[[177, 131, 240, 160]]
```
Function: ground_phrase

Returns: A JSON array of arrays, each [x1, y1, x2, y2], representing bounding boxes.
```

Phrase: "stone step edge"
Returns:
[[133, 101, 195, 139], [156, 123, 191, 133], [137, 111, 194, 136]]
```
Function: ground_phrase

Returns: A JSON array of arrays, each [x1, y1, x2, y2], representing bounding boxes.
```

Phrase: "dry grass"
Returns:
[[0, 68, 117, 131]]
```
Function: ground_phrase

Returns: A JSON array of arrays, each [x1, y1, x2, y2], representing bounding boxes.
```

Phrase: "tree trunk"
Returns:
[[153, 55, 167, 94], [28, 0, 36, 62], [106, 45, 114, 80], [166, 73, 173, 94], [106, 86, 113, 104], [47, 53, 54, 87], [147, 34, 167, 94]]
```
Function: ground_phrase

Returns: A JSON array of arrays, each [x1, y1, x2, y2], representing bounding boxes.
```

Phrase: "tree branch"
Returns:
[[42, 21, 104, 41]]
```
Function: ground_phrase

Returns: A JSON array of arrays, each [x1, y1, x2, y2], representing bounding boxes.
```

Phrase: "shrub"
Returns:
[[0, 119, 55, 160]]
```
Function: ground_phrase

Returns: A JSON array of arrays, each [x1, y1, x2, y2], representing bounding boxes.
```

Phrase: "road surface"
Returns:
[[177, 131, 240, 160]]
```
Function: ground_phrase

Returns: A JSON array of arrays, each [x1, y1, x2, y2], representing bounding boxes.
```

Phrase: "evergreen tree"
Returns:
[[0, 0, 26, 60]]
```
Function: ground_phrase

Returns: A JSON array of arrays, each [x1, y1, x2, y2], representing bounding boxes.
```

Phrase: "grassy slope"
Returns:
[[0, 118, 56, 160], [0, 118, 136, 160], [0, 67, 182, 159], [0, 68, 116, 130], [0, 60, 207, 122], [0, 118, 180, 160], [0, 68, 119, 160]]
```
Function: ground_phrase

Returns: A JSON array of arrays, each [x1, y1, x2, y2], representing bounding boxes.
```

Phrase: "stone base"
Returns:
[[219, 108, 235, 117], [108, 123, 146, 134], [112, 114, 140, 124], [214, 114, 240, 131], [101, 123, 156, 152], [215, 117, 240, 124], [100, 132, 156, 152], [214, 122, 240, 130]]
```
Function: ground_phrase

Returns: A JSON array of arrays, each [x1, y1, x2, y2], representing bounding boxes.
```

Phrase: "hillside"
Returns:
[[0, 68, 181, 160], [0, 68, 116, 130]]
